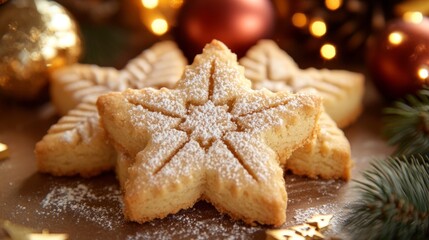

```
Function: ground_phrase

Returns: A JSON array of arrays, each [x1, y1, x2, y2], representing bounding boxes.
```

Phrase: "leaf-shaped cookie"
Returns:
[[50, 64, 119, 116], [240, 41, 354, 179], [239, 40, 364, 128], [50, 41, 187, 116], [36, 96, 115, 177], [119, 41, 187, 89], [36, 41, 187, 177]]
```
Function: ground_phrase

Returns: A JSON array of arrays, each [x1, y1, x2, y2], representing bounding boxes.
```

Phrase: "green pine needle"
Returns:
[[383, 87, 429, 156], [342, 155, 429, 240]]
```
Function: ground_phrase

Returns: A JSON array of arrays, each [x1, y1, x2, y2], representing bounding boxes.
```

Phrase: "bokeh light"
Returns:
[[403, 11, 423, 24], [151, 18, 168, 35], [292, 13, 307, 28], [142, 0, 159, 9], [320, 43, 336, 60], [418, 66, 429, 81], [310, 20, 327, 37], [325, 0, 342, 11], [388, 31, 404, 45]]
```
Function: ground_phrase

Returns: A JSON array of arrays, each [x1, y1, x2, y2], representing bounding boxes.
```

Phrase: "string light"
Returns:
[[142, 0, 158, 9], [292, 13, 307, 28], [325, 0, 342, 11], [418, 66, 429, 81], [140, 0, 184, 36], [388, 31, 404, 45], [151, 18, 168, 35], [320, 43, 336, 60], [310, 20, 327, 37]]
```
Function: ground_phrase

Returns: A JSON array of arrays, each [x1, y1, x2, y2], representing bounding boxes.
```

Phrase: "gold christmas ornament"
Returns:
[[0, 0, 81, 101]]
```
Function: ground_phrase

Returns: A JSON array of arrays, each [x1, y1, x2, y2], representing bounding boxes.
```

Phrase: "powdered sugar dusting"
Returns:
[[128, 104, 181, 133], [126, 205, 263, 240], [98, 40, 322, 225], [180, 101, 237, 147], [38, 183, 123, 230], [293, 203, 338, 224], [293, 202, 347, 236], [60, 130, 74, 143]]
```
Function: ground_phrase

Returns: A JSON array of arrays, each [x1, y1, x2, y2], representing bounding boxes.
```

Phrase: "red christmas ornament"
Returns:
[[174, 0, 275, 60], [367, 17, 429, 100]]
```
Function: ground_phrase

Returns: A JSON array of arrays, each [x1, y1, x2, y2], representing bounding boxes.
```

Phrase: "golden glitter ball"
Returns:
[[0, 0, 81, 101]]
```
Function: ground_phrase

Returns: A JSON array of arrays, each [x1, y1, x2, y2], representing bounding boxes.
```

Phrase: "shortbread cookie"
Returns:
[[285, 111, 352, 180], [116, 152, 133, 189], [35, 41, 187, 177], [50, 65, 120, 116], [97, 40, 322, 226], [239, 40, 364, 128], [50, 41, 187, 115], [36, 96, 116, 177], [118, 42, 188, 90], [277, 88, 352, 180], [239, 42, 354, 179]]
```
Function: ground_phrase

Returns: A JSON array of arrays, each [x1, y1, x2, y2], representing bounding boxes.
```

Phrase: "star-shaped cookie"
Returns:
[[35, 41, 187, 177], [239, 40, 364, 128], [97, 40, 322, 225]]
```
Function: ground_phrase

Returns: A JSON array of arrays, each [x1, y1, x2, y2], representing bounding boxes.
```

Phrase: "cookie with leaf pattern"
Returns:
[[240, 42, 354, 180], [35, 41, 187, 177], [51, 41, 186, 116], [239, 40, 364, 128]]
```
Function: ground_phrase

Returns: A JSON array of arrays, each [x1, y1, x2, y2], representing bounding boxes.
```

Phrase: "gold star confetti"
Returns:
[[1, 220, 68, 240], [265, 213, 333, 239], [291, 224, 325, 238], [0, 143, 9, 160], [307, 214, 333, 229], [266, 229, 305, 240]]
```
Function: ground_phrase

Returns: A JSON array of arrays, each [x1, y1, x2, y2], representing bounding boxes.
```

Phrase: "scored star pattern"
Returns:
[[97, 40, 322, 226]]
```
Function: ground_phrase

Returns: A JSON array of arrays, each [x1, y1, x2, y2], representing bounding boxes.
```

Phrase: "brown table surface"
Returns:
[[0, 82, 394, 239]]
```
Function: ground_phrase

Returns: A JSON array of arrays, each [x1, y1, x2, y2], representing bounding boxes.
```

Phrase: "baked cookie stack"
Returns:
[[35, 41, 187, 177], [240, 40, 362, 180], [97, 40, 322, 225], [35, 39, 359, 226]]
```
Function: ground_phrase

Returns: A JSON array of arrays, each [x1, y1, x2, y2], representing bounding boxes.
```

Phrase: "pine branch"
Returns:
[[342, 155, 429, 240], [383, 87, 429, 156]]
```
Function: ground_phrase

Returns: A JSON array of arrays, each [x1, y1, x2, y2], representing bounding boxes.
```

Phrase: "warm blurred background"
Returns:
[[51, 0, 429, 66], [1, 2, 429, 239], [0, 0, 428, 101]]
